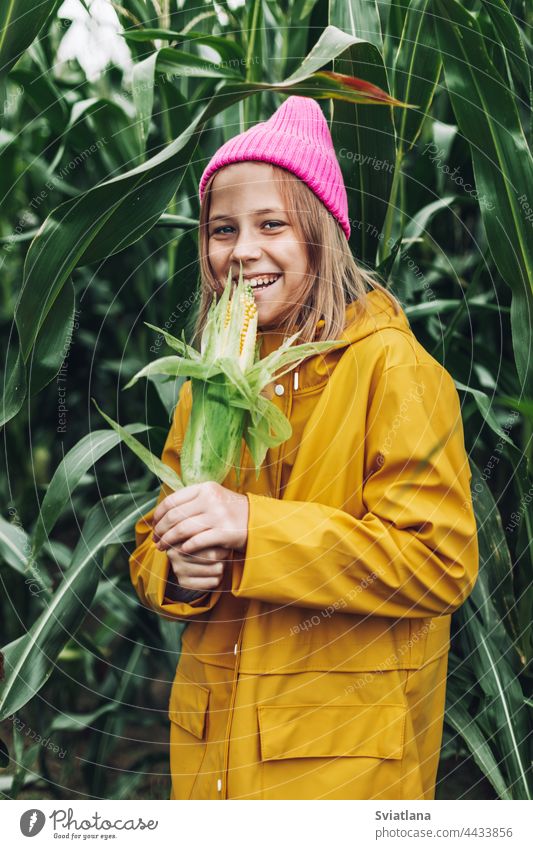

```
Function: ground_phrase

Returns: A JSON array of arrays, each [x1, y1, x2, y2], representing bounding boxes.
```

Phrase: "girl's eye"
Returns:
[[211, 221, 285, 235]]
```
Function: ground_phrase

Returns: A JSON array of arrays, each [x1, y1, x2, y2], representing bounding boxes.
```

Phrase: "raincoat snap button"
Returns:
[[274, 384, 284, 396], [217, 778, 222, 792]]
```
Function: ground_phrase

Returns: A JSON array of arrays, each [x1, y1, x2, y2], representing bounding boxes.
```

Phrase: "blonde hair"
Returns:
[[192, 164, 402, 346]]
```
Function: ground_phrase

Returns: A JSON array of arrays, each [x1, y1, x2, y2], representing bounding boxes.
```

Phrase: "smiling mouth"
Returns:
[[231, 273, 283, 290]]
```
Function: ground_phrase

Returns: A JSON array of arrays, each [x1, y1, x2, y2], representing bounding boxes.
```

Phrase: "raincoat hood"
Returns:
[[324, 288, 411, 347], [258, 287, 410, 353], [256, 288, 413, 396]]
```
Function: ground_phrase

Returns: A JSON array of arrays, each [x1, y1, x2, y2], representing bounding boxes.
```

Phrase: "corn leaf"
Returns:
[[445, 691, 511, 800], [0, 515, 29, 576], [0, 0, 60, 80], [434, 0, 533, 397], [121, 29, 245, 65], [31, 423, 152, 559], [0, 492, 156, 720], [143, 322, 201, 360], [391, 0, 442, 153], [328, 0, 396, 265], [123, 357, 221, 389], [446, 462, 532, 799], [92, 400, 183, 491]]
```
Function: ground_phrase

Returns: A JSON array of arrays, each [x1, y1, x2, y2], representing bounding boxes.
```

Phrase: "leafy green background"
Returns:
[[0, 0, 531, 800]]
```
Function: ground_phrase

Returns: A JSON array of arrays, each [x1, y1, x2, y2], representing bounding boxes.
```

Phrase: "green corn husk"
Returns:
[[181, 372, 247, 485], [94, 263, 345, 490]]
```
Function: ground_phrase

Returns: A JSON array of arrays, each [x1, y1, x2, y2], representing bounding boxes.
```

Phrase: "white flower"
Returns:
[[56, 0, 133, 83]]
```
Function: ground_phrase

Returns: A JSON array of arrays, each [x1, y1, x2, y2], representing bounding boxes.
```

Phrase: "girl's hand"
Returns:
[[151, 481, 249, 555], [167, 545, 230, 592]]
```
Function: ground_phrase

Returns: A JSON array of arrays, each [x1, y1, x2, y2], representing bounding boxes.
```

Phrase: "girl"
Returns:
[[130, 96, 479, 801]]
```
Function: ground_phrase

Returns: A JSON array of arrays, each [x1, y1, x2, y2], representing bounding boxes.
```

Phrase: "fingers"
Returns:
[[153, 504, 205, 544], [180, 530, 227, 554], [176, 546, 231, 565], [173, 575, 223, 592], [153, 484, 202, 519], [168, 548, 224, 581], [152, 481, 224, 532], [154, 513, 212, 551], [152, 483, 207, 527], [168, 550, 224, 592], [174, 557, 224, 579]]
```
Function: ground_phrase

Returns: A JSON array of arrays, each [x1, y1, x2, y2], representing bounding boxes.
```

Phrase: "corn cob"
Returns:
[[95, 262, 345, 490]]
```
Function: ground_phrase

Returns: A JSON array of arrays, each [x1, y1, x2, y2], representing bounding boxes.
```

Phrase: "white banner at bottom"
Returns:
[[1, 799, 529, 848]]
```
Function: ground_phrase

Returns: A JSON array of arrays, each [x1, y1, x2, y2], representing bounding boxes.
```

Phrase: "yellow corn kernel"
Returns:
[[224, 302, 231, 328], [239, 296, 257, 354]]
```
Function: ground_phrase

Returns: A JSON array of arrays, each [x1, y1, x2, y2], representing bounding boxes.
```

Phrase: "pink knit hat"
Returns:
[[198, 95, 351, 240]]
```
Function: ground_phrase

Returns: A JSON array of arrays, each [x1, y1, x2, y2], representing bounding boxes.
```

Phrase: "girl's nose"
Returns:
[[230, 231, 262, 263]]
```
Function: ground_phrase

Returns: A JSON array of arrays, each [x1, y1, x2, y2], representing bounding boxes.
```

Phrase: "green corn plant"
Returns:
[[93, 262, 344, 489]]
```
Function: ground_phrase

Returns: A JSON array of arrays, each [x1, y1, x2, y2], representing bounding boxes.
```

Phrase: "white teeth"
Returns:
[[232, 274, 281, 287]]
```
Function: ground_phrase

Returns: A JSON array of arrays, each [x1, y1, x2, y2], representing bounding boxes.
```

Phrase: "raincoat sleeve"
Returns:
[[129, 381, 223, 619], [232, 362, 479, 618]]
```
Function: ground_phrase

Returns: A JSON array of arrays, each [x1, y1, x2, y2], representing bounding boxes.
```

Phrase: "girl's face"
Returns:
[[206, 162, 310, 329]]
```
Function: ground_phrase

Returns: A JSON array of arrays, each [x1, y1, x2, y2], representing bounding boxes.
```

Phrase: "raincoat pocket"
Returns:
[[257, 702, 406, 761]]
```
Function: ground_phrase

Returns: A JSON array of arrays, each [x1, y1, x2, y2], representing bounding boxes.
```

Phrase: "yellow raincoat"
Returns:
[[130, 288, 479, 800]]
